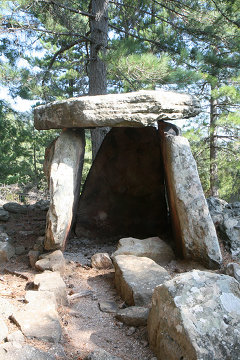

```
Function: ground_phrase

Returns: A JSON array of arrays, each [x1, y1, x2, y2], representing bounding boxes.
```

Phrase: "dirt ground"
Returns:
[[0, 205, 234, 360]]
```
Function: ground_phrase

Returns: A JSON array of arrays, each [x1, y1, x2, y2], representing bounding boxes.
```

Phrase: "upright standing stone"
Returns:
[[159, 131, 222, 269], [44, 129, 85, 250]]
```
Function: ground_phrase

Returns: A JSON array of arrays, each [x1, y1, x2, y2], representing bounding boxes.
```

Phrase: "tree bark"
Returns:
[[209, 89, 219, 197], [89, 0, 109, 160]]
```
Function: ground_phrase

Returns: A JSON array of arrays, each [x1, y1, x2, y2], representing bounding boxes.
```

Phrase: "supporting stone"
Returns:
[[158, 123, 222, 269], [44, 129, 85, 250]]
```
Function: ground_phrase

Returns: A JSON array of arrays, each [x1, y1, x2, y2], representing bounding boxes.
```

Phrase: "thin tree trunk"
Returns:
[[89, 0, 109, 160], [209, 89, 219, 197]]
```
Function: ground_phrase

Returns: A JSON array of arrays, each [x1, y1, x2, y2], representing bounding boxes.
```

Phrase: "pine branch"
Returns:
[[210, 0, 240, 29], [42, 38, 89, 86], [37, 0, 96, 19]]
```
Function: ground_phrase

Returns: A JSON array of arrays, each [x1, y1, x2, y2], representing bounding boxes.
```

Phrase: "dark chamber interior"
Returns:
[[75, 127, 170, 241]]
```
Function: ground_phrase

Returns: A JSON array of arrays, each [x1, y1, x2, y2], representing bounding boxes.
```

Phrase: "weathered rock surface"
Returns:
[[116, 306, 149, 326], [84, 349, 123, 360], [12, 290, 61, 343], [6, 330, 25, 343], [0, 233, 15, 263], [112, 237, 175, 266], [98, 300, 118, 314], [0, 208, 9, 221], [0, 298, 15, 319], [148, 270, 240, 360], [206, 197, 228, 226], [35, 250, 65, 274], [0, 318, 8, 342], [28, 250, 40, 268], [3, 202, 28, 214], [113, 255, 170, 306], [220, 207, 240, 260], [44, 129, 85, 250], [0, 342, 55, 360], [225, 262, 240, 282], [76, 127, 168, 240], [160, 134, 222, 268], [34, 90, 200, 130], [33, 271, 68, 305], [91, 253, 113, 269]]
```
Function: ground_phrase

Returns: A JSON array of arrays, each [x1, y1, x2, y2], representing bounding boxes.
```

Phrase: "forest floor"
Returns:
[[0, 191, 233, 360]]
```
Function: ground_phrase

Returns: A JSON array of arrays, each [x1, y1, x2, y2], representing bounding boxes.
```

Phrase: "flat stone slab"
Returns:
[[116, 306, 149, 326], [11, 290, 61, 343], [112, 236, 175, 266], [113, 255, 170, 306], [0, 342, 55, 360], [148, 270, 240, 360], [34, 90, 200, 130], [35, 250, 65, 274], [33, 271, 68, 305]]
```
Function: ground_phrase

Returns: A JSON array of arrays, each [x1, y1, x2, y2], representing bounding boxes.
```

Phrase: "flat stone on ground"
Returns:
[[0, 342, 55, 360], [116, 306, 149, 326], [84, 348, 123, 360], [113, 255, 170, 306], [112, 236, 175, 266], [33, 271, 68, 305], [35, 250, 65, 273]]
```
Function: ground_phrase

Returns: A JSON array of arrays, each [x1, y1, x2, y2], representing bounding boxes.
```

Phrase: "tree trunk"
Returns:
[[209, 90, 219, 197], [89, 0, 109, 160]]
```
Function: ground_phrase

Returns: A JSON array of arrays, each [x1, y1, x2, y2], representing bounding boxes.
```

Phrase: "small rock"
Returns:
[[28, 250, 40, 268], [125, 326, 136, 336], [91, 253, 113, 269], [98, 300, 118, 314], [33, 237, 44, 252], [225, 262, 240, 282], [0, 237, 15, 263], [6, 330, 25, 343], [35, 250, 65, 274], [15, 246, 26, 255], [3, 202, 28, 214], [116, 306, 149, 326], [0, 208, 9, 222], [84, 348, 123, 360], [0, 318, 8, 343], [34, 271, 68, 305]]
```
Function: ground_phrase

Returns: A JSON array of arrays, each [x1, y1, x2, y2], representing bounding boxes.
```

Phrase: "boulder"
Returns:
[[3, 202, 28, 214], [113, 255, 170, 306], [44, 129, 85, 250], [206, 197, 228, 227], [91, 253, 113, 269], [116, 306, 149, 326], [84, 349, 123, 360], [220, 208, 240, 260], [0, 208, 9, 222], [11, 290, 61, 343], [0, 342, 55, 360], [112, 236, 175, 266], [35, 250, 65, 274], [225, 262, 240, 282], [33, 271, 68, 305], [0, 318, 8, 343], [34, 90, 200, 130], [76, 127, 168, 240], [159, 134, 222, 269], [148, 270, 240, 360]]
